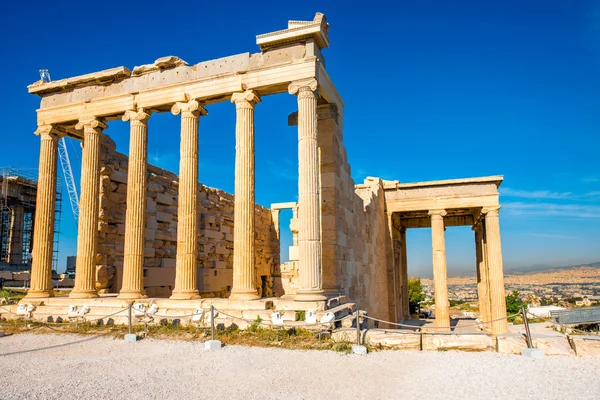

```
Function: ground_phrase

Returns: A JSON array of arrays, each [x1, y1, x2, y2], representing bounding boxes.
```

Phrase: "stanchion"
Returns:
[[124, 303, 137, 343], [352, 310, 367, 355], [204, 305, 221, 350], [520, 305, 544, 358]]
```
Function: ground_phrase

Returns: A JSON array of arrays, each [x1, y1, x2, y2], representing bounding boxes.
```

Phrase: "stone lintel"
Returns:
[[271, 201, 297, 210]]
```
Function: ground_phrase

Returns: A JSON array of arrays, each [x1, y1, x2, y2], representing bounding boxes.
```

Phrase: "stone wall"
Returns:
[[96, 134, 279, 298], [284, 105, 392, 320]]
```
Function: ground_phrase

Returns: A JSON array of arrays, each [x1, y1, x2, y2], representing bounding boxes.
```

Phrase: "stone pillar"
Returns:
[[289, 78, 325, 302], [386, 213, 400, 323], [70, 119, 105, 299], [429, 209, 450, 329], [400, 226, 410, 319], [230, 90, 261, 301], [25, 125, 61, 299], [170, 100, 207, 300], [8, 204, 25, 264], [483, 206, 508, 334], [118, 109, 151, 299], [474, 220, 492, 331]]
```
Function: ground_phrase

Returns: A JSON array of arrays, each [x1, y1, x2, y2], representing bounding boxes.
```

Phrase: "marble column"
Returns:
[[400, 226, 410, 319], [25, 125, 61, 299], [483, 206, 508, 334], [170, 100, 207, 300], [230, 90, 261, 301], [71, 118, 106, 299], [289, 78, 325, 302], [474, 220, 492, 331], [8, 204, 25, 264], [118, 109, 151, 299], [429, 209, 450, 329]]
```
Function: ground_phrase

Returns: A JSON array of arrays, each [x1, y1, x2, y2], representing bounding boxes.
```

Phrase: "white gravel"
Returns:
[[1, 333, 599, 400]]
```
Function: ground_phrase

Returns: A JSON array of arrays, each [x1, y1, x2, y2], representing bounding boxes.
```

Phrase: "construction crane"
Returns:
[[57, 138, 79, 221], [41, 70, 80, 221]]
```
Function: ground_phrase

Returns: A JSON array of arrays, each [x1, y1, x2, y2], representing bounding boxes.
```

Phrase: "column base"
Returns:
[[434, 317, 451, 331], [170, 289, 200, 300], [228, 289, 260, 301], [69, 289, 99, 299], [24, 289, 55, 299], [294, 289, 326, 302], [117, 290, 147, 300]]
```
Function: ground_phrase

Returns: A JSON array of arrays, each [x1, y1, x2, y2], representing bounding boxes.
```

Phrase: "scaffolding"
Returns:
[[0, 167, 62, 272]]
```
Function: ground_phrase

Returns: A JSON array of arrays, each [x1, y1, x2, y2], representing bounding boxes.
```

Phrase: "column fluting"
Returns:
[[25, 126, 60, 299], [400, 227, 410, 319], [483, 207, 509, 334], [70, 118, 105, 299], [429, 209, 450, 329], [229, 90, 261, 301], [474, 220, 492, 331], [289, 78, 325, 302], [118, 109, 151, 299], [170, 100, 207, 300]]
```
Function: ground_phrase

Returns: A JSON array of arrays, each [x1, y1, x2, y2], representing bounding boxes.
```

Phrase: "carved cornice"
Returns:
[[231, 90, 261, 108], [34, 124, 65, 138], [288, 78, 318, 96], [171, 99, 208, 118], [122, 109, 152, 124], [428, 209, 447, 218]]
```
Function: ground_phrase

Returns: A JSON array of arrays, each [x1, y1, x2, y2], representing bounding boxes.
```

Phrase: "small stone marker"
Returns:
[[205, 340, 222, 350], [521, 348, 545, 359], [124, 334, 137, 343], [352, 345, 367, 355], [0, 330, 5, 337]]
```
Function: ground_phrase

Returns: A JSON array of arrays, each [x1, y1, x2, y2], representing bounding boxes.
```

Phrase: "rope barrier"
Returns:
[[214, 307, 347, 328], [525, 311, 600, 337], [363, 312, 521, 331], [0, 299, 553, 340]]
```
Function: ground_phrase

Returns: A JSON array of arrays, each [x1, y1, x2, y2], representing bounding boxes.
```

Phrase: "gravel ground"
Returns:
[[1, 333, 599, 400]]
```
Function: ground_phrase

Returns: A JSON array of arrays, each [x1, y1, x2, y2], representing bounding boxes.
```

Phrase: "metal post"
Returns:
[[210, 305, 215, 341], [356, 310, 360, 345], [522, 305, 533, 349], [128, 303, 132, 335]]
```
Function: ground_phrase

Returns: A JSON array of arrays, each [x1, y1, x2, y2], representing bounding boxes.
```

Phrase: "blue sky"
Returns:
[[1, 1, 599, 277]]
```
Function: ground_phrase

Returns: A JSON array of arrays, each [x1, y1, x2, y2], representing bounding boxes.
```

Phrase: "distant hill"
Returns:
[[506, 262, 600, 276]]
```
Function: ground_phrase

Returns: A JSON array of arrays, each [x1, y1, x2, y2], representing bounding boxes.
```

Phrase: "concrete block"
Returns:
[[352, 345, 367, 355], [124, 334, 137, 343], [204, 340, 222, 350], [521, 348, 545, 359]]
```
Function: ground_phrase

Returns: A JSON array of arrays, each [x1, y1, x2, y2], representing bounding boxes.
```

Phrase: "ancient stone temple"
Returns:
[[21, 13, 508, 335]]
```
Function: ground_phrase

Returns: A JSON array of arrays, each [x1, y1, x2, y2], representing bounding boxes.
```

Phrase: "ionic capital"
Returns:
[[482, 206, 501, 217], [76, 118, 107, 134], [171, 99, 207, 118], [35, 124, 65, 138], [231, 90, 261, 108], [288, 78, 319, 97], [122, 108, 152, 124], [428, 209, 447, 218]]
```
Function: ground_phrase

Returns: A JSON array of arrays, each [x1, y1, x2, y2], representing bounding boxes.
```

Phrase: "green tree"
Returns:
[[408, 277, 426, 304], [505, 290, 525, 315]]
